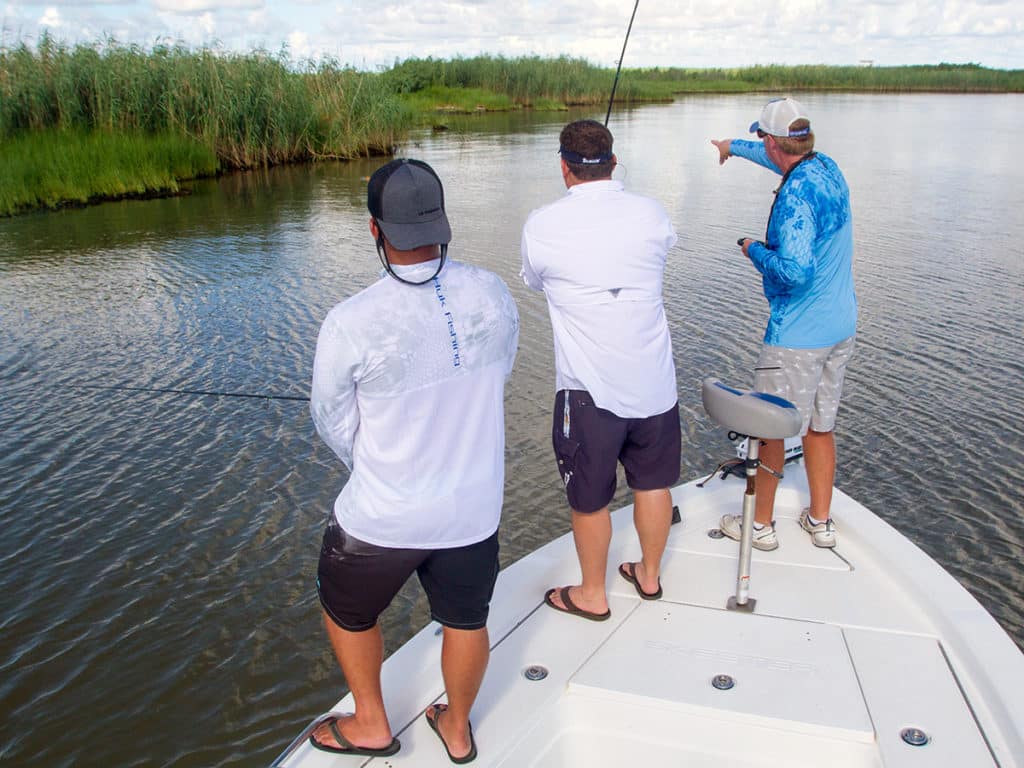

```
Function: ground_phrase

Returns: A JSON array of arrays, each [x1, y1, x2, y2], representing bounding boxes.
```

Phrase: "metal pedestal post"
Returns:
[[727, 436, 759, 613]]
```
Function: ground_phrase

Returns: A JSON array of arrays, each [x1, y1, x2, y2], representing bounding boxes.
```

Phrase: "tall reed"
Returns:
[[0, 35, 414, 168], [2, 40, 1019, 216], [383, 55, 665, 107], [379, 56, 1022, 110]]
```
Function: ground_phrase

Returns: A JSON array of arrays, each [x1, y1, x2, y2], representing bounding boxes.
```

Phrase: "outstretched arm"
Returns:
[[713, 138, 782, 175], [711, 139, 732, 165]]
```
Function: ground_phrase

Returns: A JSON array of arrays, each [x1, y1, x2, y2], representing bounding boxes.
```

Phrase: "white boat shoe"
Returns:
[[799, 508, 837, 548], [719, 514, 779, 551]]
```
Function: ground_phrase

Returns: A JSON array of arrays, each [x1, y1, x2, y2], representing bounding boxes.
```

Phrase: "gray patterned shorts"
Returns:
[[754, 336, 856, 435]]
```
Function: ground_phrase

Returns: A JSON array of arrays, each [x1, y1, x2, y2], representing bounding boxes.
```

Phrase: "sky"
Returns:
[[2, 0, 1022, 71]]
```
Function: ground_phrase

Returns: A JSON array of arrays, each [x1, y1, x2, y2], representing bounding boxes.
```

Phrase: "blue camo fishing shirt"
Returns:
[[730, 140, 857, 348]]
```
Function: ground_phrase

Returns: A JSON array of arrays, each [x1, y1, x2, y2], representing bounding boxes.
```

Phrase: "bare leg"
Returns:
[[313, 611, 394, 750], [547, 507, 611, 616], [802, 429, 836, 519], [753, 438, 785, 526], [427, 626, 490, 760], [628, 488, 672, 594]]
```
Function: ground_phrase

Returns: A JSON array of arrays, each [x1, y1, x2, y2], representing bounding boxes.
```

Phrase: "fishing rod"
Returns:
[[65, 7, 641, 407], [605, 0, 641, 126], [76, 383, 310, 402]]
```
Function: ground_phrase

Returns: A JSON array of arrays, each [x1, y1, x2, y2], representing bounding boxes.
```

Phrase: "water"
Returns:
[[1, 93, 1021, 767]]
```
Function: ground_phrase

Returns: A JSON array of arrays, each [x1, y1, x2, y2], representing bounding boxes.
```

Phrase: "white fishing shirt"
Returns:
[[521, 179, 678, 418], [311, 258, 519, 549]]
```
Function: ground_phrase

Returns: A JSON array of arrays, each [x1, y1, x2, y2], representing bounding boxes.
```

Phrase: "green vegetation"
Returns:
[[1, 39, 1021, 216], [384, 55, 673, 108], [398, 85, 516, 114], [382, 57, 1023, 113], [0, 129, 217, 215], [629, 62, 1024, 93], [0, 35, 412, 215]]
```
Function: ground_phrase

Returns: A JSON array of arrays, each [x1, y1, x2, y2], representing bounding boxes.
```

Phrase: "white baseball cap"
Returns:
[[749, 98, 811, 137]]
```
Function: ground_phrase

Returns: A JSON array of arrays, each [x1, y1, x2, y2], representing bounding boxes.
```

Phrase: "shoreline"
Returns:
[[3, 46, 1021, 216]]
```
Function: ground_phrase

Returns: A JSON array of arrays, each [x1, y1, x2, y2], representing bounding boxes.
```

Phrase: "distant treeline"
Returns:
[[384, 56, 1024, 100], [1, 38, 1021, 216], [632, 61, 1024, 92]]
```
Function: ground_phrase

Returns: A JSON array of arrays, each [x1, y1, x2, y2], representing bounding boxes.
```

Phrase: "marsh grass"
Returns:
[[383, 55, 663, 107], [398, 85, 516, 114], [0, 130, 218, 215], [0, 36, 416, 214], [380, 57, 1022, 108], [1, 40, 1020, 215], [0, 35, 413, 162], [634, 62, 1024, 92]]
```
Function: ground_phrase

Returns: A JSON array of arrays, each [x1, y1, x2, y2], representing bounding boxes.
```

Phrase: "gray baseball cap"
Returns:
[[367, 158, 451, 250]]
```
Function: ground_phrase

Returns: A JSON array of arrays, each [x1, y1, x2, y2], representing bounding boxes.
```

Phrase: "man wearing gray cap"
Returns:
[[308, 158, 519, 762], [711, 98, 857, 552]]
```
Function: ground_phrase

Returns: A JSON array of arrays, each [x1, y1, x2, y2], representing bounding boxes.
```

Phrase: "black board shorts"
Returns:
[[316, 518, 500, 632], [551, 389, 681, 514]]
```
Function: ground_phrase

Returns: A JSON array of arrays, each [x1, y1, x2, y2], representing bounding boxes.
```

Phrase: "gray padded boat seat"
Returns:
[[701, 378, 802, 440]]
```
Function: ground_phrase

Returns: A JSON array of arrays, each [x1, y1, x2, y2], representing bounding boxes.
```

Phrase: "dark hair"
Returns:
[[559, 120, 614, 181]]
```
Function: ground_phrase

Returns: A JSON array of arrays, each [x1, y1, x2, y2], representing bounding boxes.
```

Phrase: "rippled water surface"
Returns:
[[1, 94, 1022, 767]]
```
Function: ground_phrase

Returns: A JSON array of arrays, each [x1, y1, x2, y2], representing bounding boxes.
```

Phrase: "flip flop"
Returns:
[[425, 703, 478, 764], [618, 562, 662, 600], [543, 586, 611, 621], [308, 714, 401, 757]]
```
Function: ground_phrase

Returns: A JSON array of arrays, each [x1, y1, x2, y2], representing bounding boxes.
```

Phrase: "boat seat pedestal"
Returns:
[[701, 378, 802, 611]]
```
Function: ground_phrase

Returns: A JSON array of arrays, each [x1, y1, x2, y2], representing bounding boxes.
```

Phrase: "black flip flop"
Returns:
[[543, 586, 611, 621], [308, 715, 401, 757], [426, 703, 478, 764], [618, 562, 662, 600]]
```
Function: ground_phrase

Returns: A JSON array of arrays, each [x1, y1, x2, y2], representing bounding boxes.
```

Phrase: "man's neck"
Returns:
[[776, 152, 812, 175], [386, 245, 442, 265], [565, 175, 614, 189]]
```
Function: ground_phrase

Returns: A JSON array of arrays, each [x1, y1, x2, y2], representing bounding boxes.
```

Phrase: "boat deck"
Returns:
[[277, 466, 1024, 767]]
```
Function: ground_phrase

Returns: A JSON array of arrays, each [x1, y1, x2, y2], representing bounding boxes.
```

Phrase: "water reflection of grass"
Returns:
[[2, 38, 1021, 216]]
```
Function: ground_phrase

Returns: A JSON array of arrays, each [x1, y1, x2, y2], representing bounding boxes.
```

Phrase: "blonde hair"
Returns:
[[773, 119, 815, 156]]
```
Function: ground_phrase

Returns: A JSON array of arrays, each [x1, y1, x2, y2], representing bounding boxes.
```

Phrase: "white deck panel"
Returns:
[[844, 628, 998, 767], [570, 602, 874, 742], [612, 475, 940, 638], [498, 695, 883, 768]]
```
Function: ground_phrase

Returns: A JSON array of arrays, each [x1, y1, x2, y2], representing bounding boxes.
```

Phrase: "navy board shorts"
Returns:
[[551, 389, 682, 514], [316, 518, 500, 632]]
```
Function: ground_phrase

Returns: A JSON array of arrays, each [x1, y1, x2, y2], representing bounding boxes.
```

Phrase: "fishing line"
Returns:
[[605, 0, 641, 126], [60, 6, 637, 407], [75, 383, 310, 402]]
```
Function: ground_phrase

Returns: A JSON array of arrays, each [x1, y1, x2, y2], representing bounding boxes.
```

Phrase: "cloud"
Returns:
[[287, 29, 310, 56], [39, 7, 61, 27], [152, 0, 264, 13], [4, 0, 1023, 69]]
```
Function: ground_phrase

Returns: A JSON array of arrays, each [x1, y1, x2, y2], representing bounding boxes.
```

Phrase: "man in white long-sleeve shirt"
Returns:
[[309, 158, 519, 762], [521, 119, 682, 622]]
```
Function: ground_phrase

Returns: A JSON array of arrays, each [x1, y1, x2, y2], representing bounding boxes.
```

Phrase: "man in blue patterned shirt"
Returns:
[[711, 97, 857, 551]]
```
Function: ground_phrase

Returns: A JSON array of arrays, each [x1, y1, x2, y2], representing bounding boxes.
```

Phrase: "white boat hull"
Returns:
[[277, 462, 1024, 766]]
